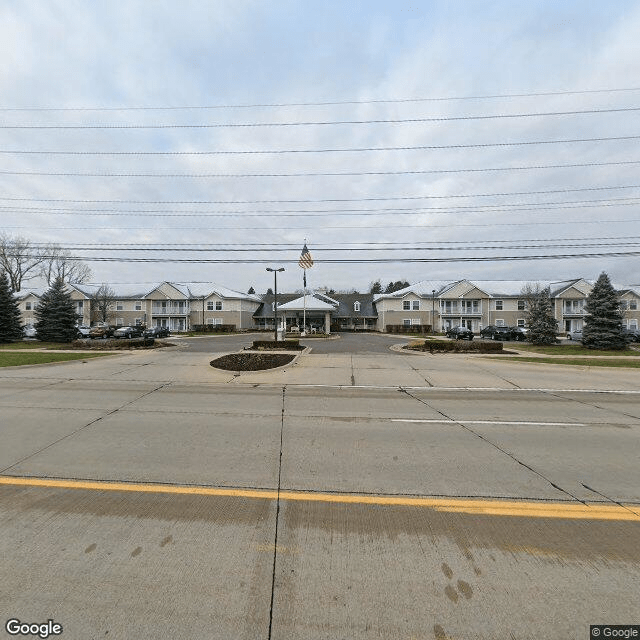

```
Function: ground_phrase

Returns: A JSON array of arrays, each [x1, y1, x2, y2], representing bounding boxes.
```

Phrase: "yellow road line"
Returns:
[[1, 475, 638, 521]]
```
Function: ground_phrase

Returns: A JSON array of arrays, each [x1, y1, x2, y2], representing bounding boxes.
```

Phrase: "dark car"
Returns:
[[509, 326, 528, 342], [623, 328, 640, 343], [143, 326, 170, 338], [446, 326, 474, 340], [113, 326, 143, 339], [479, 325, 513, 340]]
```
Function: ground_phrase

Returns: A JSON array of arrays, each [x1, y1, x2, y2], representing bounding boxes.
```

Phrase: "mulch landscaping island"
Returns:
[[211, 353, 295, 371]]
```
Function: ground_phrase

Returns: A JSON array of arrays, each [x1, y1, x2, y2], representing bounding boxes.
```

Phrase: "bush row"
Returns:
[[191, 324, 237, 333], [250, 340, 304, 351], [407, 340, 503, 353], [386, 324, 432, 333]]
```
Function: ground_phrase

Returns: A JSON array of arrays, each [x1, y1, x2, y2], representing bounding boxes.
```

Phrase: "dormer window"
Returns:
[[354, 301, 361, 312]]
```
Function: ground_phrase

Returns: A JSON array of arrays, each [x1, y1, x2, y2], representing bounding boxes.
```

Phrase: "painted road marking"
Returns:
[[392, 419, 587, 426], [1, 475, 638, 521]]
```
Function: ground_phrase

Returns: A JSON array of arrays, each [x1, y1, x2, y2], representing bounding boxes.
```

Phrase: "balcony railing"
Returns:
[[152, 305, 190, 316]]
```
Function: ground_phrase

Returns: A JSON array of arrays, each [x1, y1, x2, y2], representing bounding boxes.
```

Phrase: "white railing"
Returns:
[[152, 304, 189, 315]]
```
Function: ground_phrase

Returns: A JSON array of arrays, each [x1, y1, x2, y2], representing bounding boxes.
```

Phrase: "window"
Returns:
[[77, 300, 83, 309], [207, 301, 214, 311], [135, 318, 142, 326], [403, 301, 411, 310], [629, 320, 638, 330], [495, 300, 503, 310], [135, 302, 142, 311], [411, 318, 421, 325], [116, 302, 124, 311], [630, 300, 638, 310], [517, 319, 526, 327], [495, 319, 505, 326], [403, 319, 411, 326], [25, 302, 31, 310], [517, 300, 525, 311], [215, 301, 222, 311], [354, 301, 361, 311], [207, 318, 223, 325], [412, 300, 419, 310]]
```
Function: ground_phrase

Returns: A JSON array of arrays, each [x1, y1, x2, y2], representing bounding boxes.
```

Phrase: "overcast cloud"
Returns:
[[1, 0, 639, 294]]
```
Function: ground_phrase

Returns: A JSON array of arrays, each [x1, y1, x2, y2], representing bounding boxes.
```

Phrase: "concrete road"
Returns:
[[0, 347, 638, 640]]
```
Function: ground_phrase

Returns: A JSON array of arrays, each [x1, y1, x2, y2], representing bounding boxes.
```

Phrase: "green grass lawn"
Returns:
[[512, 343, 640, 356], [0, 341, 74, 350], [488, 356, 640, 368], [0, 352, 112, 367]]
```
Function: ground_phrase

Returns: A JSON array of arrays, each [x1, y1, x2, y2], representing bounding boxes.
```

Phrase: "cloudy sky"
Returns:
[[1, 0, 640, 294]]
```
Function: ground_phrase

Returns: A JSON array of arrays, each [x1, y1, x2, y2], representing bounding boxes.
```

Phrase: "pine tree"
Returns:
[[582, 272, 626, 350], [523, 284, 558, 345], [0, 271, 23, 342], [34, 277, 80, 343]]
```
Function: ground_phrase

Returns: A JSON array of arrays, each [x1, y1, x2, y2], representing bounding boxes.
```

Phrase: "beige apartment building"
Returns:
[[15, 277, 640, 335]]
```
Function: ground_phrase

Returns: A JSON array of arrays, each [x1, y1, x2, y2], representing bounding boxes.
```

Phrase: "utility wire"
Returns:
[[1, 183, 640, 204], [10, 251, 640, 264], [4, 198, 640, 217], [5, 218, 639, 231], [2, 159, 640, 178], [1, 86, 639, 110], [1, 134, 639, 155], [2, 105, 640, 128]]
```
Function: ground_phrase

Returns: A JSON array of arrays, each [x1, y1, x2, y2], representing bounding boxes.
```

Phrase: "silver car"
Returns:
[[567, 329, 583, 341]]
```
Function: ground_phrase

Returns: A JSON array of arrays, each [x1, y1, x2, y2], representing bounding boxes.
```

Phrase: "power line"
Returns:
[[1, 183, 639, 204], [2, 159, 640, 178], [1, 134, 639, 155], [1, 86, 639, 110], [12, 251, 640, 264], [2, 105, 640, 129], [4, 197, 640, 217], [5, 218, 639, 231]]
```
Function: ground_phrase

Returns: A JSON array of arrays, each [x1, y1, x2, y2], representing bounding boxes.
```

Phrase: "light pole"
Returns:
[[266, 267, 285, 341], [432, 289, 436, 334]]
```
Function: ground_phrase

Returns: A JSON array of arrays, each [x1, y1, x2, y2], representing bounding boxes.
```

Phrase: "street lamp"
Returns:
[[266, 267, 285, 341], [432, 289, 436, 334]]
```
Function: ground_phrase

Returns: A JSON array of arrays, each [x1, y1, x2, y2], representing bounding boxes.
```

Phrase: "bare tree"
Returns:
[[91, 284, 116, 324], [0, 234, 46, 292], [40, 245, 92, 286]]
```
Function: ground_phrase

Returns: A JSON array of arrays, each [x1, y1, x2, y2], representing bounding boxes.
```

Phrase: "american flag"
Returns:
[[298, 244, 313, 269]]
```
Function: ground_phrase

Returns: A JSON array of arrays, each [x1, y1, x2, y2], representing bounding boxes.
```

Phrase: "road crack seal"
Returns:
[[400, 388, 587, 505], [0, 382, 171, 475]]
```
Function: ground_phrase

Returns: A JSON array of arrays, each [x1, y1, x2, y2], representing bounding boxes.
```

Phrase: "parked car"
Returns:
[[479, 325, 498, 339], [567, 328, 583, 341], [22, 324, 37, 338], [113, 326, 143, 339], [446, 326, 474, 340], [623, 328, 640, 343], [143, 326, 169, 338], [509, 326, 528, 341], [89, 324, 115, 339], [76, 325, 91, 338]]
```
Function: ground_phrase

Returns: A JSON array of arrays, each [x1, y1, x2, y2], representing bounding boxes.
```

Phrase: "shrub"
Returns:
[[406, 340, 503, 353], [250, 340, 304, 351]]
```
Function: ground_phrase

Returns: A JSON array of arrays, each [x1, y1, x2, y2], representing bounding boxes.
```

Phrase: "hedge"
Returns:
[[386, 324, 432, 333], [250, 340, 304, 351], [192, 324, 236, 333], [406, 340, 503, 353]]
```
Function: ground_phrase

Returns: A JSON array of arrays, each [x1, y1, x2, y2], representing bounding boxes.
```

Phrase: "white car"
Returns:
[[76, 325, 91, 337], [567, 329, 583, 341], [23, 324, 37, 338]]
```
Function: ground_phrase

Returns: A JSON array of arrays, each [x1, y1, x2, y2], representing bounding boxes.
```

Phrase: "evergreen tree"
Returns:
[[582, 272, 626, 350], [34, 277, 80, 343], [523, 284, 558, 345], [247, 286, 255, 294], [0, 271, 23, 342], [370, 280, 383, 294]]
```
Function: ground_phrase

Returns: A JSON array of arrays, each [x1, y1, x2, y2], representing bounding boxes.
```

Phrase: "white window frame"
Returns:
[[207, 318, 223, 325], [116, 302, 124, 311], [215, 301, 223, 311], [135, 302, 142, 311], [25, 302, 31, 310], [354, 301, 361, 312], [629, 320, 638, 329], [403, 300, 411, 310], [412, 300, 420, 310], [495, 319, 505, 326], [411, 318, 421, 325], [495, 300, 503, 311], [517, 300, 525, 311], [517, 318, 526, 327], [402, 319, 412, 326], [629, 300, 638, 310], [135, 318, 142, 326]]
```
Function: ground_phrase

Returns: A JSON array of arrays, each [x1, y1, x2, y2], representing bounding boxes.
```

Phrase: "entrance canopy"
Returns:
[[277, 294, 336, 312]]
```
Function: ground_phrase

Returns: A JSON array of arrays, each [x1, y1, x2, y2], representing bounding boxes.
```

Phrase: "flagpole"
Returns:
[[302, 269, 307, 336]]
